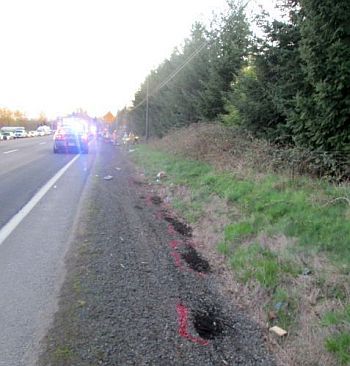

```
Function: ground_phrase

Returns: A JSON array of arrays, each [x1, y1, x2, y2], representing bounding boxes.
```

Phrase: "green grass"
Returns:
[[172, 198, 203, 223], [224, 221, 256, 240], [229, 243, 299, 288], [325, 332, 350, 365], [322, 306, 350, 327], [53, 346, 74, 361]]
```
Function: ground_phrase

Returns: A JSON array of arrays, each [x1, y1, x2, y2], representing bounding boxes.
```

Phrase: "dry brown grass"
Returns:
[[151, 123, 349, 181], [151, 123, 279, 178]]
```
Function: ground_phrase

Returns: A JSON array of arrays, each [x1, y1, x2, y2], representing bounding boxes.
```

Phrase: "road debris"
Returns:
[[156, 171, 166, 182], [274, 302, 287, 311], [269, 325, 287, 337], [303, 267, 312, 276], [103, 175, 113, 180]]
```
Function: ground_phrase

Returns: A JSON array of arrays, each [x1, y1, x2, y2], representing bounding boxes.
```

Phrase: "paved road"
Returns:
[[0, 136, 96, 365], [0, 136, 75, 228]]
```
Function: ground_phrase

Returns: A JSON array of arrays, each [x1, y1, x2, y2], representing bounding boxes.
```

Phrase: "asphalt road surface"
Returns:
[[0, 136, 96, 365]]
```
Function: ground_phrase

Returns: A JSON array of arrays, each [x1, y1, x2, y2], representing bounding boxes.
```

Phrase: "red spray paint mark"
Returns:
[[169, 240, 181, 249], [171, 251, 183, 269], [176, 303, 209, 346], [167, 224, 177, 235]]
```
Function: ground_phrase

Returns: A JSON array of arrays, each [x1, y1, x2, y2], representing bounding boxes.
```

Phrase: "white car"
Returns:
[[28, 130, 38, 137], [1, 131, 15, 140], [37, 126, 51, 136], [14, 129, 28, 138]]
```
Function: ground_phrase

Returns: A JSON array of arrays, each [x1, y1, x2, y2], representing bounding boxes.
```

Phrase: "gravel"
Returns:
[[38, 142, 276, 366]]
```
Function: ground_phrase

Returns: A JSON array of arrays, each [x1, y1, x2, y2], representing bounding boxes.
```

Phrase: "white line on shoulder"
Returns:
[[3, 149, 18, 154]]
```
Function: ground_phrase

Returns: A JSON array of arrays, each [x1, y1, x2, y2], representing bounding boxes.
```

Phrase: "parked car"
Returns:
[[28, 130, 38, 137], [1, 131, 15, 140], [14, 128, 27, 138], [37, 126, 51, 136], [53, 127, 89, 153]]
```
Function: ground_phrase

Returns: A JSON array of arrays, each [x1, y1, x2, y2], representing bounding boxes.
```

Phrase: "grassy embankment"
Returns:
[[131, 137, 350, 366]]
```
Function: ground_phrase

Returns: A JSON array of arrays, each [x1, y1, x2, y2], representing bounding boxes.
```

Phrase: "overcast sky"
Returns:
[[0, 0, 279, 119]]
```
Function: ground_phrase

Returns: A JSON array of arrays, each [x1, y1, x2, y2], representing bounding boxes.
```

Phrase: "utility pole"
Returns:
[[145, 78, 149, 141]]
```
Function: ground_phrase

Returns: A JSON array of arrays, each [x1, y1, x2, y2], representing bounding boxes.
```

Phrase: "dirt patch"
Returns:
[[181, 245, 211, 273], [132, 177, 146, 186], [164, 216, 192, 237], [151, 196, 162, 205], [192, 306, 224, 340]]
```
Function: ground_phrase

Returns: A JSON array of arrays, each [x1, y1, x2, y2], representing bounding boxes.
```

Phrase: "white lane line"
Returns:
[[0, 155, 80, 246], [39, 142, 47, 145], [3, 149, 18, 154]]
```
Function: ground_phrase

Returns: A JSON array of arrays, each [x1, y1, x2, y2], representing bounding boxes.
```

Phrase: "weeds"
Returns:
[[53, 346, 73, 361], [325, 332, 350, 365], [269, 288, 298, 331], [322, 306, 350, 327]]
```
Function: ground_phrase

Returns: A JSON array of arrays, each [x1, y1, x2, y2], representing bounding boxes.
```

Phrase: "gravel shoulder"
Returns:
[[38, 142, 275, 366]]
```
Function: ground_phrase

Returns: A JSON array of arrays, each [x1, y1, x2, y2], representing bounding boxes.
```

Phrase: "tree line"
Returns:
[[120, 0, 350, 168], [0, 108, 47, 130]]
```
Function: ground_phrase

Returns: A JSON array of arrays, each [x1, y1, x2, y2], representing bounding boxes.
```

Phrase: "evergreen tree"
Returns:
[[201, 0, 251, 120], [291, 0, 350, 153]]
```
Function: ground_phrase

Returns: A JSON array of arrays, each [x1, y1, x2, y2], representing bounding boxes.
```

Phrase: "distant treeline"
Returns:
[[120, 0, 350, 171], [0, 108, 47, 130]]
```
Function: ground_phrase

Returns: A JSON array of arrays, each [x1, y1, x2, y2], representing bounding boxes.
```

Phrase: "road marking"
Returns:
[[39, 142, 47, 145], [3, 149, 18, 154], [0, 155, 80, 246]]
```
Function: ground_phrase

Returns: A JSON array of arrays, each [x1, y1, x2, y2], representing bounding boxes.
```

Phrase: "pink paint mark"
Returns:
[[171, 251, 183, 269], [167, 224, 177, 235], [176, 303, 209, 346], [169, 240, 181, 249]]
